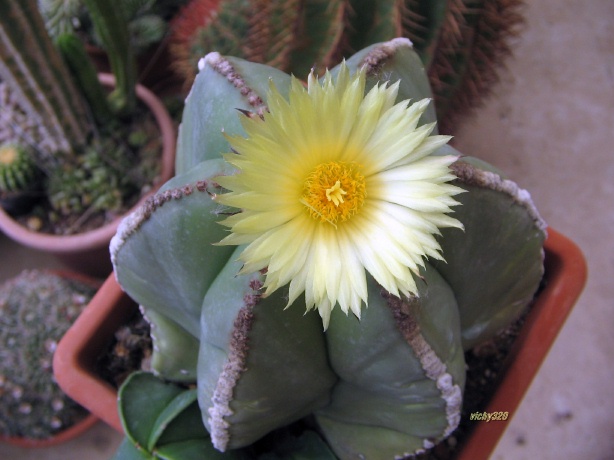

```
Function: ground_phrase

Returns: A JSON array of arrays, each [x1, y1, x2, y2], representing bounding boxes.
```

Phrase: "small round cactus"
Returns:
[[0, 143, 41, 195], [0, 270, 97, 440]]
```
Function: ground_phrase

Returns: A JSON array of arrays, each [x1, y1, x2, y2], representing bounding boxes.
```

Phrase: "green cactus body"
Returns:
[[38, 0, 83, 39], [46, 139, 135, 218], [198, 247, 337, 451], [82, 0, 137, 115], [175, 53, 292, 174], [0, 0, 89, 156], [111, 159, 238, 339], [141, 307, 200, 382], [55, 33, 114, 125], [336, 37, 438, 132], [170, 0, 302, 87], [287, 0, 347, 77], [433, 150, 547, 349], [111, 40, 545, 458], [316, 266, 465, 458]]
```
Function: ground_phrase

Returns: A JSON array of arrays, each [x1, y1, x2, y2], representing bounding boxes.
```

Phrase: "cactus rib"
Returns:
[[0, 0, 89, 155]]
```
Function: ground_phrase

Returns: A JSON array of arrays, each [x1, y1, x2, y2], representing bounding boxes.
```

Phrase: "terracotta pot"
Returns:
[[53, 228, 587, 458], [0, 270, 102, 447], [0, 73, 176, 278]]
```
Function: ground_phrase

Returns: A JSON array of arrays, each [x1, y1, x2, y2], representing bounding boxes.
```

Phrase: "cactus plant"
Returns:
[[0, 270, 97, 440], [168, 0, 524, 132], [40, 0, 188, 57], [0, 143, 41, 196], [0, 0, 89, 156], [109, 38, 545, 459], [0, 0, 170, 235]]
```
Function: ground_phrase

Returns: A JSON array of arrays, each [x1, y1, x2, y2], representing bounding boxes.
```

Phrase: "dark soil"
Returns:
[[97, 308, 152, 390]]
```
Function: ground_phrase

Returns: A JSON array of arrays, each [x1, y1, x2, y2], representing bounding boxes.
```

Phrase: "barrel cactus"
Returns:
[[110, 38, 545, 459], [169, 0, 524, 133], [0, 270, 97, 440], [0, 143, 42, 215], [0, 143, 41, 196]]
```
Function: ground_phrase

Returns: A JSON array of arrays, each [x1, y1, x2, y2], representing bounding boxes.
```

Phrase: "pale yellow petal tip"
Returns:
[[319, 305, 332, 331]]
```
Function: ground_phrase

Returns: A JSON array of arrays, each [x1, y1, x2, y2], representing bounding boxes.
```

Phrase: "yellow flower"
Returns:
[[215, 63, 464, 329]]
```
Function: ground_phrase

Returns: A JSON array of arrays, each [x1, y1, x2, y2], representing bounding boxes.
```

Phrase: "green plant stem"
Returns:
[[82, 0, 137, 115], [56, 33, 114, 125]]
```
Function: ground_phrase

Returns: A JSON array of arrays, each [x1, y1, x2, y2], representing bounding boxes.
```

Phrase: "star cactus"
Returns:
[[110, 38, 545, 459]]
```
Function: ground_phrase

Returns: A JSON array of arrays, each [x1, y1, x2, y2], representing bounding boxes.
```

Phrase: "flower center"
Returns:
[[301, 161, 366, 226]]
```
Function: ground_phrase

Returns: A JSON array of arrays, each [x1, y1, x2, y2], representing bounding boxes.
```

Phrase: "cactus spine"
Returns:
[[0, 0, 89, 156]]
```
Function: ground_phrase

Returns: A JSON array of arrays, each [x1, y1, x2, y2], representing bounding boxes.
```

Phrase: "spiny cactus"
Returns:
[[56, 33, 114, 125], [168, 0, 341, 88], [0, 0, 89, 157], [110, 39, 545, 459], [0, 270, 97, 439], [81, 0, 138, 115], [0, 81, 47, 162], [1, 0, 170, 233], [0, 143, 41, 195], [40, 0, 188, 57], [38, 0, 84, 39], [168, 0, 524, 132]]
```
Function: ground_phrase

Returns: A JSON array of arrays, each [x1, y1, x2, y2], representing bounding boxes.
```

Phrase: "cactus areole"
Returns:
[[111, 39, 546, 459]]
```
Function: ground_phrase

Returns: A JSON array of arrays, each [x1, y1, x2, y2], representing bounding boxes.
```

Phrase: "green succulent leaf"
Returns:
[[147, 388, 199, 451], [316, 265, 465, 459], [113, 437, 154, 460], [118, 372, 195, 452], [115, 372, 247, 460]]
